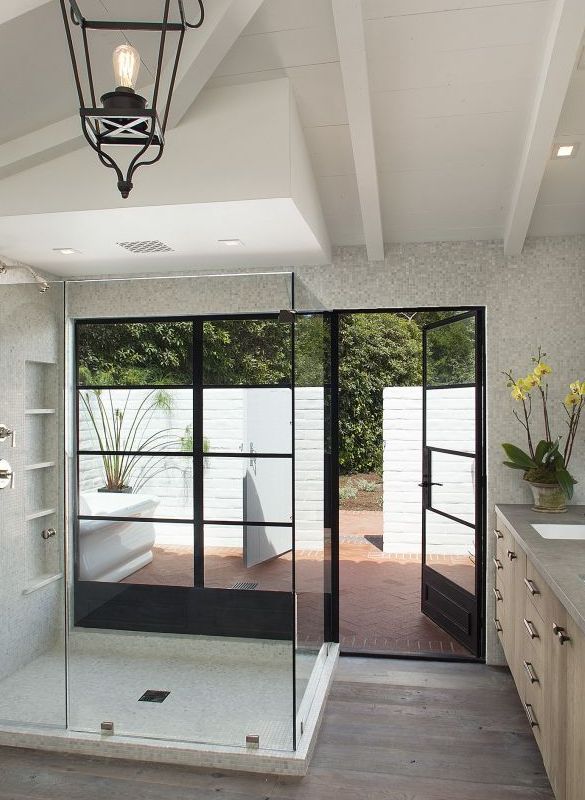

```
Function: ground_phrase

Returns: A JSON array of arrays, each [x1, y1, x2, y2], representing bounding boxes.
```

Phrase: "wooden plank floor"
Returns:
[[0, 658, 553, 799]]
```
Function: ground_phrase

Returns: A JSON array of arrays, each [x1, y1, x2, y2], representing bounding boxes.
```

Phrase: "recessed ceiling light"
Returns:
[[551, 143, 579, 159], [218, 239, 244, 247], [53, 247, 78, 255]]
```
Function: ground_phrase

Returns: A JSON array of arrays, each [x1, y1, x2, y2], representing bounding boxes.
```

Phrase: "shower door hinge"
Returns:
[[246, 734, 260, 749], [100, 721, 114, 735]]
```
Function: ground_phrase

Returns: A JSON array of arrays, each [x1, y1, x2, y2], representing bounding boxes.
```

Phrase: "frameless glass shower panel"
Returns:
[[0, 280, 66, 728], [294, 313, 331, 740]]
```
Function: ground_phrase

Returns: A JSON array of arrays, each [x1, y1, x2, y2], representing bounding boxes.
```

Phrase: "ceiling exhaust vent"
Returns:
[[118, 240, 173, 254]]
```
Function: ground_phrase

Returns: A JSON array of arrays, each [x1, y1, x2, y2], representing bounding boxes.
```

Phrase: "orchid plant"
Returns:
[[502, 350, 584, 499]]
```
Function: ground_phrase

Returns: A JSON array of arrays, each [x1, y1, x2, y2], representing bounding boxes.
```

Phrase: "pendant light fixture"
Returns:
[[60, 1, 205, 199]]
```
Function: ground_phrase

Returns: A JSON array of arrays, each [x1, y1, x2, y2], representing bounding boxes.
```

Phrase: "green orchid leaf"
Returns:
[[534, 440, 549, 465], [502, 443, 536, 470], [555, 468, 576, 500], [503, 460, 529, 471]]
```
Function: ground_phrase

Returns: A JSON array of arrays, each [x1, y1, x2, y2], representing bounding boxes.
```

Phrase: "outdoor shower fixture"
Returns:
[[0, 260, 50, 293], [60, 0, 205, 199]]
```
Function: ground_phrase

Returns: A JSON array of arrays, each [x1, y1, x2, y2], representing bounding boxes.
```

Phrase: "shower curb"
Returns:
[[0, 644, 338, 776]]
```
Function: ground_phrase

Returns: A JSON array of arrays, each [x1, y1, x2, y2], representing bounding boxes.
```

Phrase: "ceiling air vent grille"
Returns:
[[118, 240, 173, 254]]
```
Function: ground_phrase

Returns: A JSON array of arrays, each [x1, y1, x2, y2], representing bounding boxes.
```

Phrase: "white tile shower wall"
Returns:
[[383, 386, 476, 555], [0, 283, 65, 712], [66, 236, 585, 663]]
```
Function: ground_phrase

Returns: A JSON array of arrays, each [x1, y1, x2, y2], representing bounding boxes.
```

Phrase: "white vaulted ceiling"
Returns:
[[0, 0, 584, 275]]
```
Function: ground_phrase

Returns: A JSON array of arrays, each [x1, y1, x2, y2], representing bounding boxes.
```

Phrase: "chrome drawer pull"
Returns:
[[523, 618, 539, 639], [552, 623, 571, 645], [493, 587, 503, 602], [494, 618, 502, 633], [524, 577, 540, 596], [524, 703, 538, 728], [507, 549, 517, 561], [494, 528, 504, 540], [493, 557, 503, 570], [523, 660, 539, 684]]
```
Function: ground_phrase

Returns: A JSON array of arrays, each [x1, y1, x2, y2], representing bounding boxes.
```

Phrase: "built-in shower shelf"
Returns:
[[22, 572, 63, 595], [25, 507, 57, 522], [24, 461, 56, 471], [25, 408, 56, 416]]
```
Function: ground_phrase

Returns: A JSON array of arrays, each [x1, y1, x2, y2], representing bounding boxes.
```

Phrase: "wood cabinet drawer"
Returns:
[[522, 597, 544, 667], [525, 560, 545, 618], [524, 677, 545, 754]]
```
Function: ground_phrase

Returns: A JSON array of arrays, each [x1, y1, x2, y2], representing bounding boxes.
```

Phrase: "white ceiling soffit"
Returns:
[[504, 0, 585, 255], [0, 0, 52, 25], [332, 0, 384, 262], [0, 79, 331, 274], [0, 0, 265, 180]]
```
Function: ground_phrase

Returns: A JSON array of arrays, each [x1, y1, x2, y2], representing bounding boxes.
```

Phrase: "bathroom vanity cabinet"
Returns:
[[494, 507, 585, 800]]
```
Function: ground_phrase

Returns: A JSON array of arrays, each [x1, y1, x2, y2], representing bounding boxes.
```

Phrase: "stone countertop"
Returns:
[[496, 504, 585, 637]]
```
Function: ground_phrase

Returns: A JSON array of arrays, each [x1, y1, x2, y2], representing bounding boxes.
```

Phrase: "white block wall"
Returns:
[[383, 386, 476, 555], [78, 387, 324, 550]]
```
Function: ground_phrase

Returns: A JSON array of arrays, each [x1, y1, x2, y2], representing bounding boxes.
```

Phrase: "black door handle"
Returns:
[[418, 481, 443, 487]]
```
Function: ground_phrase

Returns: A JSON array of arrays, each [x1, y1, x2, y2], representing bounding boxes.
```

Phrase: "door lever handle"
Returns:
[[418, 481, 444, 487]]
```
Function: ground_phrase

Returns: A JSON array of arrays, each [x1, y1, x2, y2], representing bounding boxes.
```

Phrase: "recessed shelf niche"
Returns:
[[24, 360, 61, 594]]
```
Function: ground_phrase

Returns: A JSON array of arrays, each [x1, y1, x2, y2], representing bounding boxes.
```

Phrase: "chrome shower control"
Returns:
[[0, 459, 14, 489], [41, 528, 57, 540], [0, 424, 15, 447]]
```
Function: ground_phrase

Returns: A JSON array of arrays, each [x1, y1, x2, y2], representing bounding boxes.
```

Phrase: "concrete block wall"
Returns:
[[383, 386, 475, 555], [78, 387, 325, 550]]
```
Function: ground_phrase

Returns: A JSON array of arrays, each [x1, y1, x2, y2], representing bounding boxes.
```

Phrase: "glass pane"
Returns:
[[67, 626, 294, 750], [294, 315, 330, 742], [203, 387, 292, 454], [78, 520, 194, 586], [78, 455, 193, 520], [425, 510, 476, 594], [203, 319, 291, 386], [204, 524, 292, 591], [0, 280, 66, 729], [79, 388, 193, 453], [77, 321, 193, 386], [203, 456, 292, 524], [430, 450, 476, 525], [426, 316, 475, 387], [426, 386, 475, 453]]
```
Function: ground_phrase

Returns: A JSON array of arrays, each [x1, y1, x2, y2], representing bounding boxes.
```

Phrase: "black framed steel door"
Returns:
[[421, 310, 485, 656]]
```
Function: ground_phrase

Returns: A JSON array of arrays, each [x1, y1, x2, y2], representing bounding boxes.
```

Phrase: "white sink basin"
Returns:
[[532, 523, 585, 540]]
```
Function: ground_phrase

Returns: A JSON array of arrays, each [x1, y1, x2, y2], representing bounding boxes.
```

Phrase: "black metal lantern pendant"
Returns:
[[60, 1, 205, 198]]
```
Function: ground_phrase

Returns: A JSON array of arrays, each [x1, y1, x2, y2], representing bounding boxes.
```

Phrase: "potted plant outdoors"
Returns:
[[80, 388, 180, 493], [502, 352, 584, 512]]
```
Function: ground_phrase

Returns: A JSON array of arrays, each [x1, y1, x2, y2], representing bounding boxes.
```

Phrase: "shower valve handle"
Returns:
[[418, 481, 443, 487], [0, 460, 14, 489]]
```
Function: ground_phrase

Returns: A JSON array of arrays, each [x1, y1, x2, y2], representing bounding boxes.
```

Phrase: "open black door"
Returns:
[[421, 310, 485, 657]]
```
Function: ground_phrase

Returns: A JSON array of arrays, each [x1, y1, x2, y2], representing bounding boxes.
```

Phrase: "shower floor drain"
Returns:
[[231, 581, 258, 590], [138, 690, 170, 703]]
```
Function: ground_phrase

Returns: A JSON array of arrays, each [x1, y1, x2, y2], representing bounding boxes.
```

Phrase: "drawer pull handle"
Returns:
[[524, 703, 538, 728], [552, 623, 571, 645], [493, 557, 503, 570], [523, 660, 539, 684], [493, 587, 502, 602], [494, 618, 502, 633], [494, 528, 504, 540], [524, 578, 540, 596], [523, 618, 539, 639], [507, 549, 517, 561]]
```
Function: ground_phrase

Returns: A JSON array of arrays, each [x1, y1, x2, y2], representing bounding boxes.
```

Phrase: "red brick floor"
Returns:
[[122, 511, 474, 658]]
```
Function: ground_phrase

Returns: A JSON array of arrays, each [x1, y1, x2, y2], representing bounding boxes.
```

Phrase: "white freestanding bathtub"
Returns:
[[78, 491, 160, 582]]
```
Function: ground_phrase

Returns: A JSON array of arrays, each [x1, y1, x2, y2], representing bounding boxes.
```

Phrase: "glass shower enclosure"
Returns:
[[0, 271, 335, 760]]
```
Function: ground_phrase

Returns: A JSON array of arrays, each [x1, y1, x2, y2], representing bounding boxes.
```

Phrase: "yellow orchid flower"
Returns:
[[523, 374, 540, 389], [511, 385, 527, 402], [570, 380, 585, 396], [533, 362, 551, 378], [565, 392, 580, 407]]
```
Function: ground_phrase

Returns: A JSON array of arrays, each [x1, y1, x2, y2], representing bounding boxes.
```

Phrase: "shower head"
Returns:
[[0, 258, 50, 293]]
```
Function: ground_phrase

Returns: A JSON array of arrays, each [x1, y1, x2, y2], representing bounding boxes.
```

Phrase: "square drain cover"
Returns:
[[138, 690, 170, 703], [231, 581, 258, 590]]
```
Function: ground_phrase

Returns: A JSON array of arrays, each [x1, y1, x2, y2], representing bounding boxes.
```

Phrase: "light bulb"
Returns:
[[113, 44, 140, 90]]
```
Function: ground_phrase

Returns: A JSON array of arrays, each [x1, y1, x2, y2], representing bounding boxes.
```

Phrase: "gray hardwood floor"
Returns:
[[0, 658, 553, 800]]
